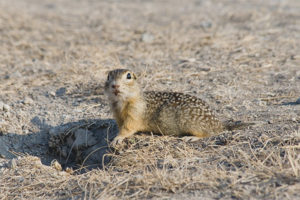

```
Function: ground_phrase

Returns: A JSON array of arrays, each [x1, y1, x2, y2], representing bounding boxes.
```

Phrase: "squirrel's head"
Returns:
[[105, 69, 140, 102]]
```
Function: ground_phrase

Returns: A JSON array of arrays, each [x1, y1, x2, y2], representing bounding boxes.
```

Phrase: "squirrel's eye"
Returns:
[[126, 73, 131, 79]]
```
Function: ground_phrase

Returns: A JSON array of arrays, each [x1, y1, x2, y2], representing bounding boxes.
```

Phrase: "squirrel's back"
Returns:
[[142, 91, 224, 137]]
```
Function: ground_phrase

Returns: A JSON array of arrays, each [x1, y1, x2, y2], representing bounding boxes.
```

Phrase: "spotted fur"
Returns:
[[143, 91, 224, 137], [105, 69, 225, 145]]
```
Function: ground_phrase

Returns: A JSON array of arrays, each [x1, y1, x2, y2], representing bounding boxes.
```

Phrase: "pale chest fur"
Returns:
[[111, 97, 147, 131]]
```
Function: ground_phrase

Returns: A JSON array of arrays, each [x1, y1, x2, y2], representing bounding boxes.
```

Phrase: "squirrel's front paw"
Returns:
[[111, 136, 125, 147]]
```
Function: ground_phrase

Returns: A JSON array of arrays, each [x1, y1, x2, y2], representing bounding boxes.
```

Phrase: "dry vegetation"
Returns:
[[0, 0, 300, 199]]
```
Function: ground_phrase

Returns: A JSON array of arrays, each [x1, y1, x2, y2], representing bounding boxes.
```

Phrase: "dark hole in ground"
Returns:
[[0, 119, 118, 173], [48, 119, 118, 172]]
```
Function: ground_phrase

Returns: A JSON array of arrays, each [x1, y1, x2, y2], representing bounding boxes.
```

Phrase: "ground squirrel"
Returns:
[[105, 69, 250, 146]]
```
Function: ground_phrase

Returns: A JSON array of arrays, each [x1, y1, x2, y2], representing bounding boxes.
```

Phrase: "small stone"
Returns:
[[0, 102, 10, 111], [200, 21, 212, 28], [3, 104, 10, 112], [9, 71, 22, 79], [23, 97, 34, 105], [141, 33, 154, 43], [49, 91, 56, 97]]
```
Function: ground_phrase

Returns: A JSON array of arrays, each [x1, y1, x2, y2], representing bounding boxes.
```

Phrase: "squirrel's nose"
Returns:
[[112, 84, 120, 89]]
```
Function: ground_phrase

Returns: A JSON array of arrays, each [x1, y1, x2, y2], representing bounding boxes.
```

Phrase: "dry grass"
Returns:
[[1, 129, 300, 199], [0, 0, 299, 199]]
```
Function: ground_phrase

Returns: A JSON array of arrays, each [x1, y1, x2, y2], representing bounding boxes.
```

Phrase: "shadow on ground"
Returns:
[[281, 101, 300, 106], [0, 119, 118, 172]]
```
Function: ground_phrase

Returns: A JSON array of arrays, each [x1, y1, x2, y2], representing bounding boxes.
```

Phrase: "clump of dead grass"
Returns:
[[1, 128, 299, 199]]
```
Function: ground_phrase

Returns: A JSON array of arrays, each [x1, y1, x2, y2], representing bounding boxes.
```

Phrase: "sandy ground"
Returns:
[[0, 0, 300, 199]]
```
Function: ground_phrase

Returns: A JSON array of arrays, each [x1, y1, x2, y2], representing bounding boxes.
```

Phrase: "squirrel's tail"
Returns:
[[223, 120, 254, 131]]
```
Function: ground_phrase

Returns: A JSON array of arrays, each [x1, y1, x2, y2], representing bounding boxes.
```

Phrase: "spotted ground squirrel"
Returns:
[[105, 69, 251, 146]]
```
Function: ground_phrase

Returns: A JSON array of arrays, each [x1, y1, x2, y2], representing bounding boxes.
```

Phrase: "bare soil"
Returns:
[[0, 0, 300, 199]]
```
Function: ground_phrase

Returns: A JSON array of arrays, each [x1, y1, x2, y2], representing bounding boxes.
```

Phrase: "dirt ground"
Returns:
[[0, 0, 300, 199]]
